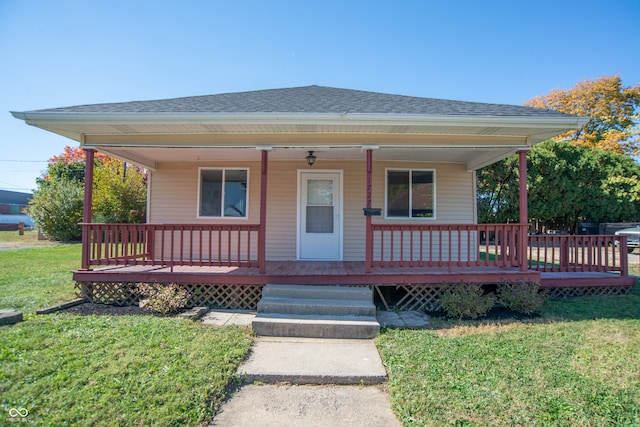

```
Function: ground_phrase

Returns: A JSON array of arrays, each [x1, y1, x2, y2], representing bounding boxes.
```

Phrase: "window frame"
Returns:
[[384, 168, 436, 220], [197, 167, 250, 219]]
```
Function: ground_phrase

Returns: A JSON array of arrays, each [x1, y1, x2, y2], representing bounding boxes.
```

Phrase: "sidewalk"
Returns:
[[209, 337, 402, 426], [203, 309, 427, 426]]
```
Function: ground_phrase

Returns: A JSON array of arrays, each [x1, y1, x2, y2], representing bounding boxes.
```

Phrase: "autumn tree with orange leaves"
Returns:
[[478, 76, 640, 232], [29, 147, 147, 240], [525, 75, 640, 156]]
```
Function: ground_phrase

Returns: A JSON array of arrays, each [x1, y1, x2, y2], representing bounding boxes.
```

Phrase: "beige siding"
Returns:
[[149, 161, 261, 223], [149, 160, 475, 261]]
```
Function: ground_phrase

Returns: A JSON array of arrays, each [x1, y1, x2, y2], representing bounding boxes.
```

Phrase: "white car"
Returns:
[[614, 227, 640, 253]]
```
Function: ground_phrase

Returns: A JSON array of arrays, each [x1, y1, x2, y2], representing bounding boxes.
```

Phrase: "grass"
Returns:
[[377, 285, 640, 426], [0, 233, 253, 426], [1, 314, 252, 426], [0, 239, 80, 312], [3, 230, 640, 425]]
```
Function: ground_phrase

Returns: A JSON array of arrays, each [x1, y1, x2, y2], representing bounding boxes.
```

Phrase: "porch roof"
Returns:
[[11, 85, 588, 170]]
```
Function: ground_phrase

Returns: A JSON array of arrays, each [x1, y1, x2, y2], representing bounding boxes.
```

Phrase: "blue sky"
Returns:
[[1, 0, 639, 193]]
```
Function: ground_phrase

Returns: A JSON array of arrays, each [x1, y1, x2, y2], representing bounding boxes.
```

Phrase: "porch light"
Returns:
[[306, 151, 316, 166]]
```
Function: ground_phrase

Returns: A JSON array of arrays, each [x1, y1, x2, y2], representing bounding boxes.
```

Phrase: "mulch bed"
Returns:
[[60, 302, 169, 317], [426, 307, 540, 322]]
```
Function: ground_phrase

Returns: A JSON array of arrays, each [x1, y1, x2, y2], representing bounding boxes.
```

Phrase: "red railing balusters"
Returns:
[[80, 223, 260, 270]]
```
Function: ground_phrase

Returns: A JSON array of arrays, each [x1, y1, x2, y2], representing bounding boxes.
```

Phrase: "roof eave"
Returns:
[[12, 110, 588, 131]]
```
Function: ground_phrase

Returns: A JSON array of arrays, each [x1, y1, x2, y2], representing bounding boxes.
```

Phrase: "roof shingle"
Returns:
[[30, 85, 570, 118]]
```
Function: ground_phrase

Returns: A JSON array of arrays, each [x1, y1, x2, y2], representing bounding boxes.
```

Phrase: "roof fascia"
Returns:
[[12, 111, 589, 130]]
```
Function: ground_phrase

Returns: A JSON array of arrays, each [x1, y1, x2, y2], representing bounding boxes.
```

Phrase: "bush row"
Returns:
[[439, 282, 547, 319], [132, 281, 547, 319]]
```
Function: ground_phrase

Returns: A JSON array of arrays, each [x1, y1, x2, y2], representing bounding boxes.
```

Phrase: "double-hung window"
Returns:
[[386, 169, 435, 219], [199, 168, 248, 218]]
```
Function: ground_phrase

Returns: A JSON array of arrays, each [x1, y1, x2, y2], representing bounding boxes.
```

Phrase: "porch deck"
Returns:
[[73, 260, 635, 288]]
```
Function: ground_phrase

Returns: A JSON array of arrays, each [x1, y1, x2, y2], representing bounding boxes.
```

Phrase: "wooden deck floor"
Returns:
[[73, 261, 635, 288]]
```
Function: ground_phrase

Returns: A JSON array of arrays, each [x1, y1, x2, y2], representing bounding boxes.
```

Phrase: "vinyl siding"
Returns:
[[149, 160, 475, 261]]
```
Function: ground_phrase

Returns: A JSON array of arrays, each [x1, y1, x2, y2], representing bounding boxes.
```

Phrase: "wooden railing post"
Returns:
[[80, 149, 96, 270], [258, 149, 268, 274], [80, 223, 91, 270], [559, 238, 569, 271], [517, 149, 529, 272], [146, 224, 155, 263], [365, 149, 373, 273], [620, 236, 629, 277]]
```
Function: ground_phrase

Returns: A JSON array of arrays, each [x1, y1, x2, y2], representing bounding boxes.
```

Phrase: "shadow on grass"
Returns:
[[415, 281, 640, 331], [541, 281, 640, 322]]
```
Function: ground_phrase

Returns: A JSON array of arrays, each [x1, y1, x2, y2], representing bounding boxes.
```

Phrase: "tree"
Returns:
[[476, 156, 519, 223], [28, 177, 84, 241], [477, 141, 640, 231], [525, 75, 640, 156], [93, 161, 147, 223], [29, 146, 147, 241], [41, 146, 111, 184]]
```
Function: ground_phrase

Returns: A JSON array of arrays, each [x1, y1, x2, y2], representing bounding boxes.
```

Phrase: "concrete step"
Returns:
[[236, 337, 388, 385], [261, 284, 372, 301], [253, 284, 379, 339], [252, 315, 380, 339], [257, 296, 376, 317]]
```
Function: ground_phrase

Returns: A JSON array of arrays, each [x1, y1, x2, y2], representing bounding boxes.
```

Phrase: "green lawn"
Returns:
[[0, 233, 253, 426], [2, 231, 639, 426], [0, 242, 80, 312], [377, 285, 640, 426]]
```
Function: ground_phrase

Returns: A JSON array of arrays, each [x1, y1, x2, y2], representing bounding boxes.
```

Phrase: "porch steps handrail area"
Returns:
[[81, 223, 260, 270]]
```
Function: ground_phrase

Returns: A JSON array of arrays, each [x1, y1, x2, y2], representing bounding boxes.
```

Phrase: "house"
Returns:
[[11, 86, 635, 311], [0, 190, 33, 230]]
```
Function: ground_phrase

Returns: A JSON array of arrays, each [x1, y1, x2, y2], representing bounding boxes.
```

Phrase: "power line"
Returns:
[[0, 159, 48, 163]]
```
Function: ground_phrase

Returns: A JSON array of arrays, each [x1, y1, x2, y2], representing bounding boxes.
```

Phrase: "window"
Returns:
[[199, 168, 248, 218], [386, 169, 435, 219]]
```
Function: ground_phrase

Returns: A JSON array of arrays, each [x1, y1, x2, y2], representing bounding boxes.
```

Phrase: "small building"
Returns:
[[12, 86, 634, 309], [0, 190, 33, 230]]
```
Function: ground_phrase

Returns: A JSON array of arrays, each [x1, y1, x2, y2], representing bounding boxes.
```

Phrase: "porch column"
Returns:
[[365, 148, 373, 273], [80, 148, 96, 270], [258, 149, 268, 274], [517, 149, 529, 272]]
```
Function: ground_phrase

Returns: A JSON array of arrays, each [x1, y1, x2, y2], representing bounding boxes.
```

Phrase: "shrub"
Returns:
[[439, 283, 495, 319], [497, 281, 547, 314], [137, 283, 191, 314], [93, 161, 147, 223], [27, 178, 84, 241]]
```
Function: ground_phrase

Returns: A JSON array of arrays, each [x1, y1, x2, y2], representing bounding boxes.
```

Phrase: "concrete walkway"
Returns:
[[204, 309, 420, 426], [238, 337, 388, 385], [210, 384, 402, 427]]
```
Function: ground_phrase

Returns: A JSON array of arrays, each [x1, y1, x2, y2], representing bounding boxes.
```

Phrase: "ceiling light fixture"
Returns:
[[306, 150, 316, 166]]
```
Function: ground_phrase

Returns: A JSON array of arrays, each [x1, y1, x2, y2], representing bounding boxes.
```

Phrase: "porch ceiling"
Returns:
[[98, 144, 524, 172]]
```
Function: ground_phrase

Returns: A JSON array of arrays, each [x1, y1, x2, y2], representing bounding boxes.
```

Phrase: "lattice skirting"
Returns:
[[374, 282, 634, 312], [375, 284, 447, 311], [544, 285, 633, 299], [76, 282, 264, 310]]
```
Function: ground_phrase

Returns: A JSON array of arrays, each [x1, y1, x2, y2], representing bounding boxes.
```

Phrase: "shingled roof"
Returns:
[[28, 85, 569, 118]]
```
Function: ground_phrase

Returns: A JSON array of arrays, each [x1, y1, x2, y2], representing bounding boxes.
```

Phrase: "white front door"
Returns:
[[298, 170, 343, 260]]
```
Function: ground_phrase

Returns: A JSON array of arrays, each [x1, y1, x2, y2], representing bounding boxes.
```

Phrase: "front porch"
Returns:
[[73, 223, 636, 310]]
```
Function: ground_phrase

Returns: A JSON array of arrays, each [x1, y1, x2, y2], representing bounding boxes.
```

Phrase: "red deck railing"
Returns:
[[370, 223, 529, 270], [527, 234, 628, 275], [80, 223, 261, 270], [81, 223, 628, 278]]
